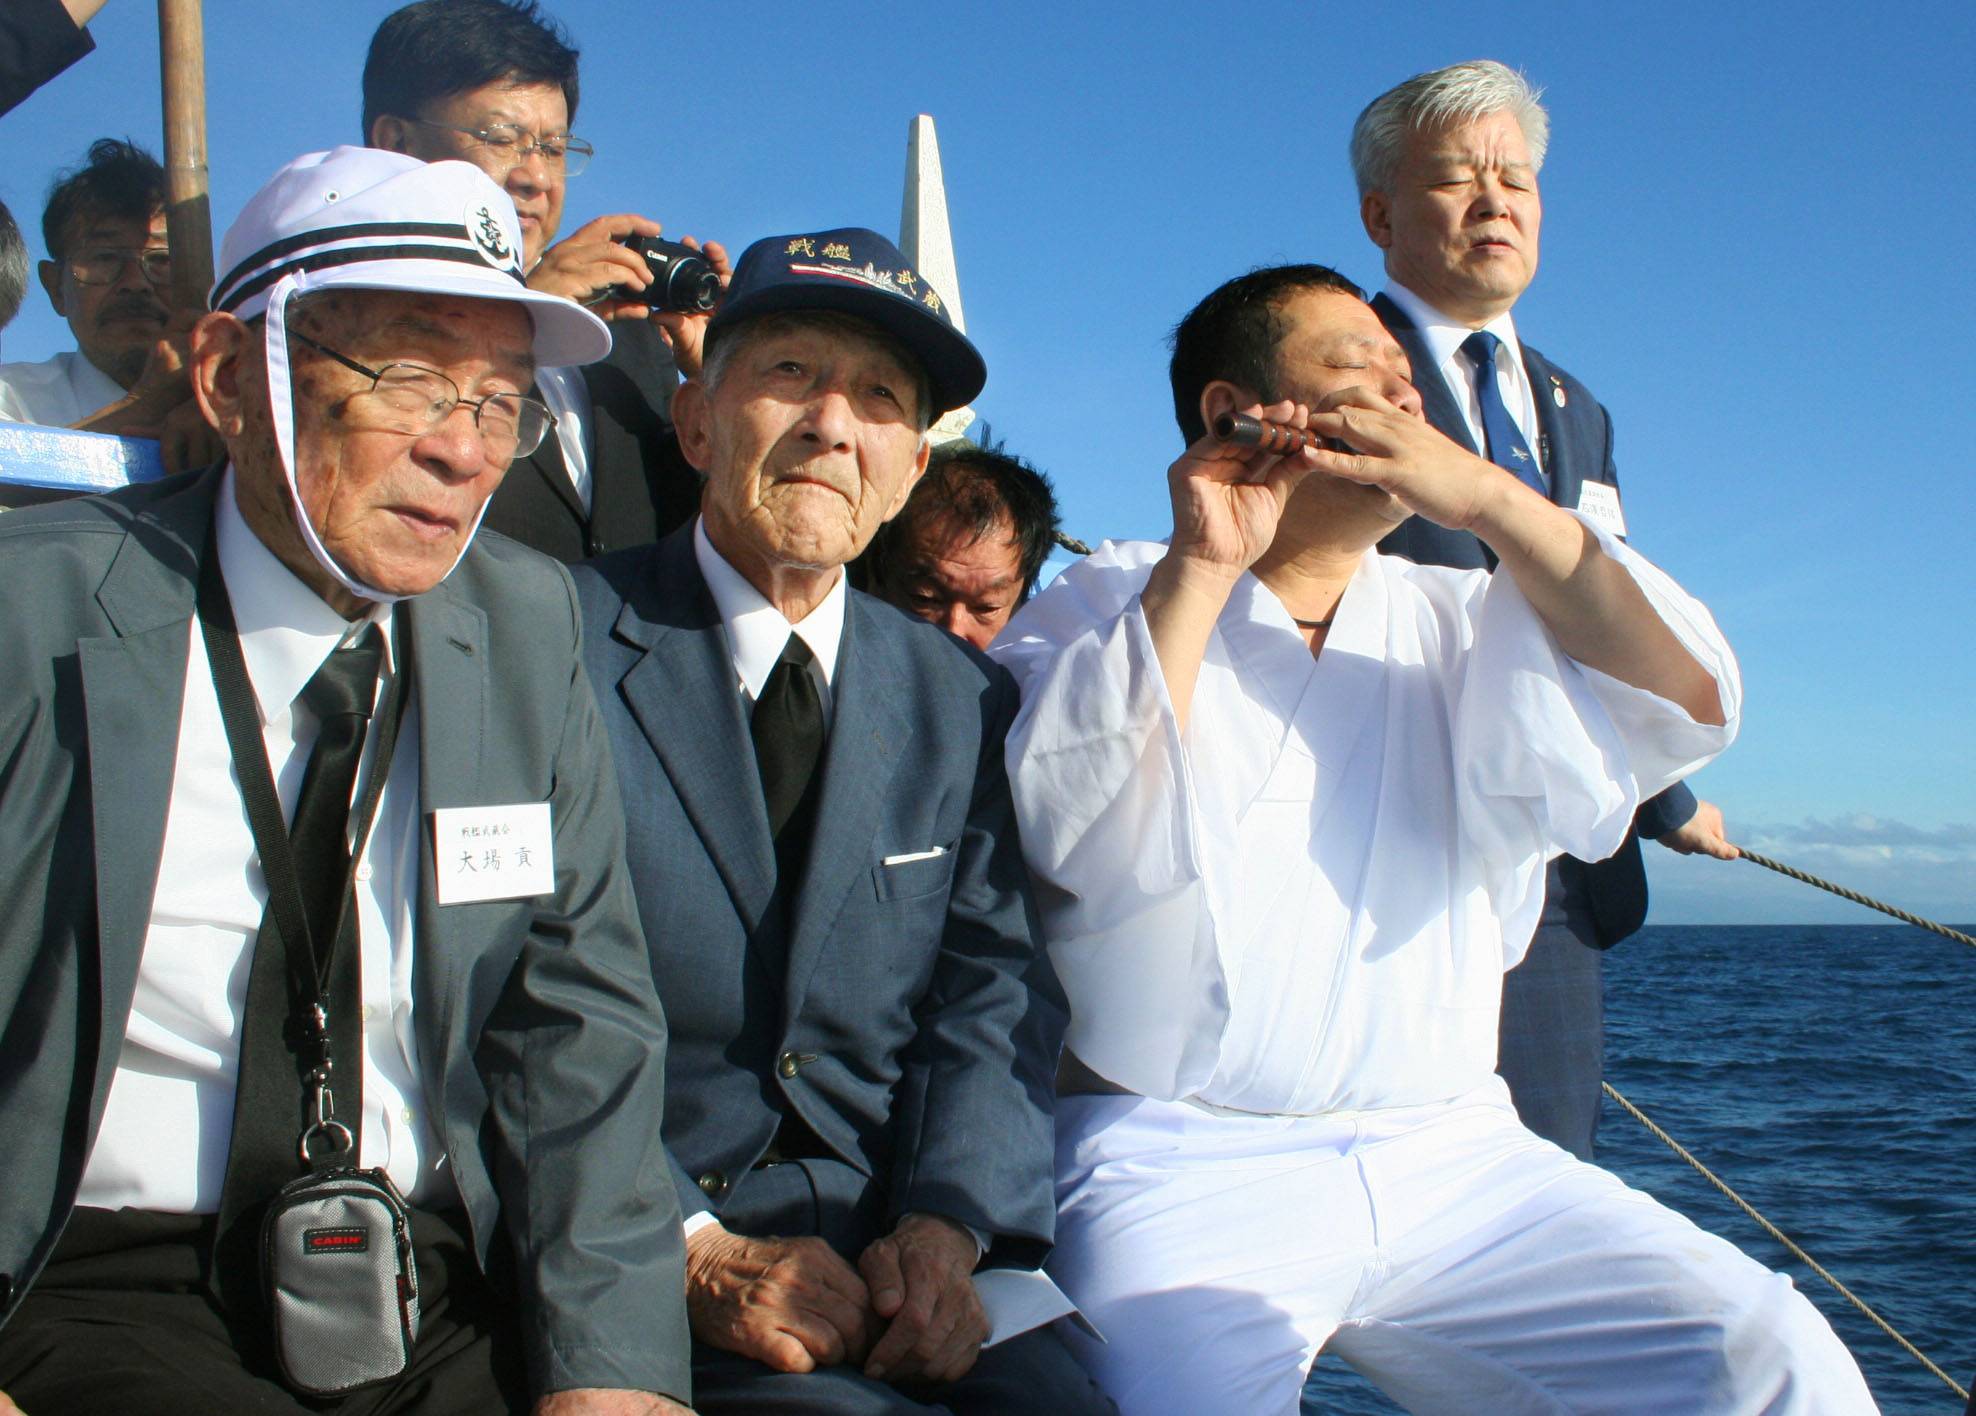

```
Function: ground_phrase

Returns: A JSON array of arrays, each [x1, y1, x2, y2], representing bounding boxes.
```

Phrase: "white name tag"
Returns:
[[1576, 480, 1627, 537], [432, 803, 555, 904]]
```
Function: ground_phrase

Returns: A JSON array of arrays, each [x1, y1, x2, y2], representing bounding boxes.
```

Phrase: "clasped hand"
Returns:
[[685, 1213, 986, 1386], [1165, 386, 1512, 579]]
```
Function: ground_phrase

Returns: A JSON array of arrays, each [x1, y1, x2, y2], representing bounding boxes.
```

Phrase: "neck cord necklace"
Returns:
[[1292, 616, 1334, 630]]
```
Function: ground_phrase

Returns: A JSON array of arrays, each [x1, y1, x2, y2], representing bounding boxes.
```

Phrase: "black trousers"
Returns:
[[693, 1160, 1116, 1416], [0, 1206, 528, 1415]]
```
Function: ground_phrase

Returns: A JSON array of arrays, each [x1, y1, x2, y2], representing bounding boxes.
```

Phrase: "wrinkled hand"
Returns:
[[532, 1390, 693, 1415], [527, 213, 665, 316], [1167, 398, 1322, 578], [125, 308, 204, 420], [1657, 800, 1738, 860], [158, 395, 224, 474], [1304, 384, 1516, 532], [858, 1213, 987, 1385], [685, 1223, 872, 1373], [646, 236, 730, 381]]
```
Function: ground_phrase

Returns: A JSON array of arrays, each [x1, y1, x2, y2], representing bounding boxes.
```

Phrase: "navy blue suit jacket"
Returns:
[[573, 527, 1067, 1265], [1373, 292, 1697, 945]]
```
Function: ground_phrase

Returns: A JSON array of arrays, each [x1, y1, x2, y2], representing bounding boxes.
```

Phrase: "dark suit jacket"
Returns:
[[573, 527, 1067, 1265], [0, 469, 690, 1399], [0, 0, 92, 117], [1373, 291, 1697, 945], [483, 320, 701, 563]]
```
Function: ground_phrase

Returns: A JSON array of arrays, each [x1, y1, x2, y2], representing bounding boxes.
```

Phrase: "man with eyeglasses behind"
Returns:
[[362, 0, 717, 563], [0, 137, 222, 471]]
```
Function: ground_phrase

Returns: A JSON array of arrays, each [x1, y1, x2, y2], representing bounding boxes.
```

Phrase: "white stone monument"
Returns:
[[900, 114, 976, 445]]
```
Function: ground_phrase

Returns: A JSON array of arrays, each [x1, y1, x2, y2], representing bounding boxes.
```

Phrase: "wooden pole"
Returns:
[[156, 0, 213, 311]]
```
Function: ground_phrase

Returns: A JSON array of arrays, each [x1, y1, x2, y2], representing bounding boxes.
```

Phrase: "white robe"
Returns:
[[990, 528, 1876, 1416], [993, 515, 1739, 1114]]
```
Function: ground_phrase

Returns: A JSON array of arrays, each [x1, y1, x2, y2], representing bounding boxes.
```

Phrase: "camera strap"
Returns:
[[195, 534, 407, 1172]]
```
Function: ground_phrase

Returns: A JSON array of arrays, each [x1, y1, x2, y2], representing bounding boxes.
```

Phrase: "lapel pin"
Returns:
[[1550, 376, 1568, 408]]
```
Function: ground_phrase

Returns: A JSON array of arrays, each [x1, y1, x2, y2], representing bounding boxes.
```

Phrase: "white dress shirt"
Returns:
[[1383, 282, 1544, 475], [534, 362, 594, 509], [993, 523, 1738, 1115], [0, 348, 125, 427], [693, 515, 845, 718], [77, 469, 450, 1211]]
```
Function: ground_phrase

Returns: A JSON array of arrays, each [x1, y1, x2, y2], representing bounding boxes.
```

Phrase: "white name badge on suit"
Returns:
[[1576, 481, 1627, 538], [432, 803, 555, 904]]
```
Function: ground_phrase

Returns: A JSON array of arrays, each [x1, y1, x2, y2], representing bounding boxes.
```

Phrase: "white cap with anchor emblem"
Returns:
[[207, 147, 611, 603], [210, 145, 609, 367]]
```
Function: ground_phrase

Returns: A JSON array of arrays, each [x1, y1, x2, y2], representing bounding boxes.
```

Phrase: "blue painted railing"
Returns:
[[0, 423, 166, 493]]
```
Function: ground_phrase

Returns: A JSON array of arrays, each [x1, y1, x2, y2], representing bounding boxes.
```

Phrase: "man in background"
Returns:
[[0, 137, 217, 469], [0, 199, 27, 346], [1352, 59, 1736, 1158], [364, 0, 711, 560], [864, 442, 1061, 650]]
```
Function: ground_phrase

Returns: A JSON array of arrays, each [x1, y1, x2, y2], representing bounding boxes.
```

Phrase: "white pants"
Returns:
[[1048, 1087, 1876, 1415]]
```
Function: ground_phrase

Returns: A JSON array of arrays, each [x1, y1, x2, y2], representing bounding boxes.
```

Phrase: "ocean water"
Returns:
[[1299, 924, 1976, 1415]]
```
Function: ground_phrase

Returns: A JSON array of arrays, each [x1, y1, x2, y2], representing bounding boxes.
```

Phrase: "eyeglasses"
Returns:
[[287, 329, 555, 461], [400, 116, 593, 176], [67, 246, 173, 287]]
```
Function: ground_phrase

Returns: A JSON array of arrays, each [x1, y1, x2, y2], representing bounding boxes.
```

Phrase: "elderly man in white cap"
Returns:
[[0, 147, 692, 1415]]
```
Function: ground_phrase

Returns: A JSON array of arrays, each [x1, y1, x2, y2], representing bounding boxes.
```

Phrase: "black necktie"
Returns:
[[752, 633, 824, 860], [213, 625, 384, 1309], [1461, 329, 1548, 497]]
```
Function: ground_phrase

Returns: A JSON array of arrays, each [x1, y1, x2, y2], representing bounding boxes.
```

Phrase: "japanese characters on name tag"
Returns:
[[431, 803, 555, 904], [1575, 481, 1627, 538]]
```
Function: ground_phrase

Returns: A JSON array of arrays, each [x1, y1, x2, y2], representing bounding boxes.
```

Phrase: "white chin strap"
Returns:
[[264, 274, 490, 605]]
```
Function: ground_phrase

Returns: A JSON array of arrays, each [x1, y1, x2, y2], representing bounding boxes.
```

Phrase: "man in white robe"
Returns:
[[992, 265, 1874, 1415]]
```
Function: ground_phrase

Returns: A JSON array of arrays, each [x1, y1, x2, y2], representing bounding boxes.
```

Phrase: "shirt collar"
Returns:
[[217, 465, 395, 726], [1382, 281, 1527, 386], [693, 515, 845, 699]]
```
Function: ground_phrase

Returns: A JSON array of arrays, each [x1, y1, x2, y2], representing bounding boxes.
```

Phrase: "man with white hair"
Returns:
[[1353, 60, 1736, 1160], [0, 148, 691, 1414]]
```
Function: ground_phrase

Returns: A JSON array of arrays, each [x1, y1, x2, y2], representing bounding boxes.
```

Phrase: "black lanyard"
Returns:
[[194, 537, 409, 1161]]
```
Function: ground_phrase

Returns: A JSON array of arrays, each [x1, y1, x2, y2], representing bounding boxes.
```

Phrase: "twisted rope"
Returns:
[[1735, 849, 1976, 949], [1603, 1081, 1969, 1401]]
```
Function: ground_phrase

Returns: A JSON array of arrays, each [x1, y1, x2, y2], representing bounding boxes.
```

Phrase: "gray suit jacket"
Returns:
[[574, 527, 1068, 1266], [0, 468, 690, 1399]]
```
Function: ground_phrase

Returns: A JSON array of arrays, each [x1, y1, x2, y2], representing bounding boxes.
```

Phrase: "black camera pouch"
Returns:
[[261, 1167, 420, 1396]]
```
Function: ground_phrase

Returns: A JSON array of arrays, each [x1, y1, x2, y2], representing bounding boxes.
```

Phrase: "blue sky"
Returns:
[[6, 1, 1971, 923]]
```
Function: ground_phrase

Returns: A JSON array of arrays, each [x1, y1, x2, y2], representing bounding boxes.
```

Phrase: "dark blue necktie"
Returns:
[[1461, 330, 1547, 497]]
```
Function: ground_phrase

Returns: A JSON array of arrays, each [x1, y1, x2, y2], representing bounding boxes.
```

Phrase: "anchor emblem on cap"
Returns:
[[469, 205, 512, 264]]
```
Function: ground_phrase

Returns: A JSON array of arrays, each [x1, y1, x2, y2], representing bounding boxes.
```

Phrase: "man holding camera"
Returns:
[[363, 0, 718, 561]]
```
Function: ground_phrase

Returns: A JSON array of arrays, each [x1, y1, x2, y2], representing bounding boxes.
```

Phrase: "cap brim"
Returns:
[[712, 283, 985, 415], [284, 262, 611, 368]]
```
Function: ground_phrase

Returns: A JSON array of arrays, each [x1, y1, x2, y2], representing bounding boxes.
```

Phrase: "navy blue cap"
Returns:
[[708, 227, 985, 415]]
